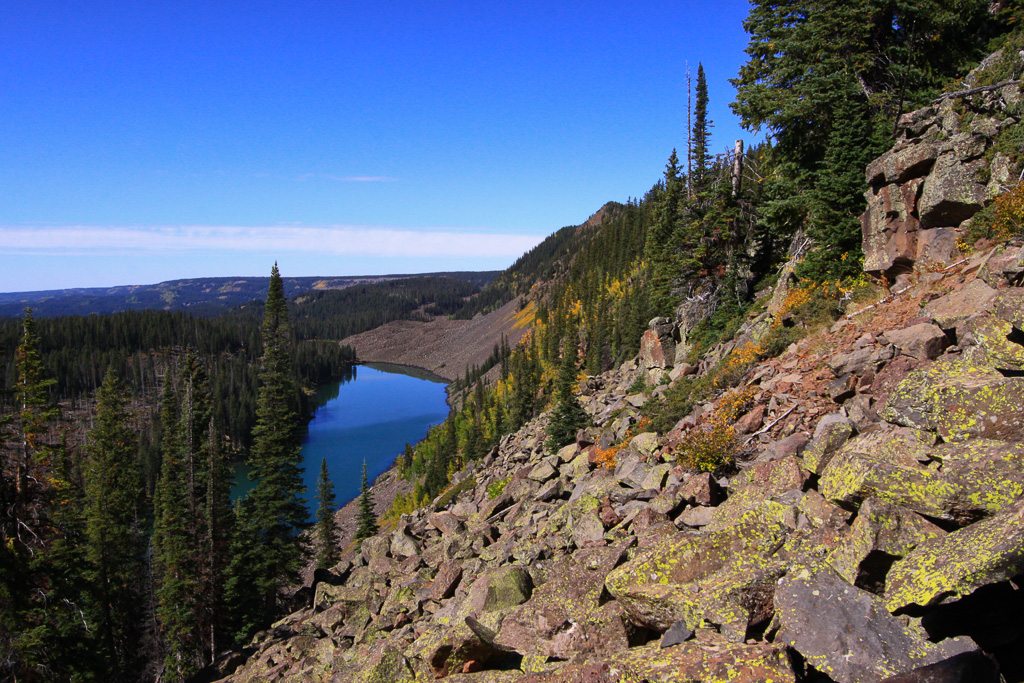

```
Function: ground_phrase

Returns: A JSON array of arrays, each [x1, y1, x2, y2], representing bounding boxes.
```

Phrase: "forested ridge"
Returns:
[[0, 271, 499, 319], [3, 2, 1024, 680]]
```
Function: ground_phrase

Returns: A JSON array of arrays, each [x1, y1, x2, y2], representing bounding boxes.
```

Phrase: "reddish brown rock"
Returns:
[[429, 560, 463, 602], [735, 404, 766, 435]]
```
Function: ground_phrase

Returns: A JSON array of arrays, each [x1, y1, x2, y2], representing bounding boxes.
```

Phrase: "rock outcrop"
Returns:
[[861, 51, 1023, 278]]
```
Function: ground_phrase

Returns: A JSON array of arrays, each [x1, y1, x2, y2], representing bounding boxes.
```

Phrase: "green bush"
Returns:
[[486, 477, 509, 500]]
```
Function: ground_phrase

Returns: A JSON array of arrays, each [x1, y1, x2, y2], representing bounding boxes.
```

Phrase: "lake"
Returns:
[[231, 362, 450, 518]]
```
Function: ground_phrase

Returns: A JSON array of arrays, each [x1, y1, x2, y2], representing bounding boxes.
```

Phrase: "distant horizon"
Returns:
[[0, 267, 504, 297]]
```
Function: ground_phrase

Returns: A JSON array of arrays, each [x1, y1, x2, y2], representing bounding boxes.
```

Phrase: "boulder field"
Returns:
[[207, 236, 1024, 682]]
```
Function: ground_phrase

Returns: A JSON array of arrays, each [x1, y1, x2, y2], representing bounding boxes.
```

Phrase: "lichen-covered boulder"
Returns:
[[962, 316, 1024, 373], [827, 498, 946, 585], [705, 456, 807, 531], [356, 646, 417, 683], [515, 640, 797, 683], [866, 140, 940, 186], [774, 564, 977, 683], [605, 520, 787, 640], [881, 357, 1024, 442], [818, 442, 956, 519], [803, 413, 856, 475], [494, 551, 635, 661], [404, 621, 508, 679], [918, 153, 987, 228], [930, 439, 1024, 522], [885, 498, 1024, 612], [993, 288, 1024, 328]]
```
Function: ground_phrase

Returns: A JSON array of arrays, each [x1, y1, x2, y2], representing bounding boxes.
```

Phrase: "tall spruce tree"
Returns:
[[153, 367, 197, 679], [1, 310, 97, 680], [226, 264, 307, 642], [154, 351, 230, 678], [12, 309, 58, 530], [315, 458, 339, 569], [83, 368, 143, 681], [355, 460, 377, 542], [545, 316, 590, 452], [646, 150, 685, 317], [690, 63, 712, 193]]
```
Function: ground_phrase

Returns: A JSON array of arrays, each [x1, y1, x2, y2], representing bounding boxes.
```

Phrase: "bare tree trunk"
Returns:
[[686, 63, 692, 200], [731, 140, 743, 198]]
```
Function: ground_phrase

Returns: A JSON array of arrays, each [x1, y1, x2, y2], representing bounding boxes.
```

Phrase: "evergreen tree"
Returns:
[[545, 317, 591, 452], [730, 0, 999, 280], [355, 460, 377, 542], [225, 264, 308, 642], [83, 368, 143, 681], [153, 351, 230, 678], [315, 458, 339, 569], [12, 309, 58, 530], [646, 151, 688, 316], [153, 367, 198, 679], [1, 310, 98, 680], [690, 63, 713, 193]]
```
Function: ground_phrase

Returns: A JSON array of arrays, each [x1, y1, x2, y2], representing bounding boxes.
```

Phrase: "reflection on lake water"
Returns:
[[231, 363, 449, 518]]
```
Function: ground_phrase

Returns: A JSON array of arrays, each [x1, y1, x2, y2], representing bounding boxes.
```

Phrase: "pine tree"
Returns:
[[690, 63, 713, 193], [355, 460, 377, 542], [153, 367, 198, 679], [1, 310, 98, 681], [153, 352, 229, 678], [83, 368, 143, 681], [12, 309, 58, 530], [545, 318, 591, 452], [225, 264, 308, 642], [315, 458, 339, 569], [646, 151, 687, 316]]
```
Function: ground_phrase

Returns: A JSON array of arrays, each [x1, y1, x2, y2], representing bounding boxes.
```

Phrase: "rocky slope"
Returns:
[[208, 72, 1024, 682], [206, 233, 1024, 682]]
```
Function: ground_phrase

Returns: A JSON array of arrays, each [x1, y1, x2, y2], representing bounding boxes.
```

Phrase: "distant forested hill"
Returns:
[[0, 271, 499, 318]]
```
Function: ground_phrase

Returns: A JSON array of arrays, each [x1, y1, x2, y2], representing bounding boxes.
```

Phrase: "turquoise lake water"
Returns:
[[231, 362, 449, 518]]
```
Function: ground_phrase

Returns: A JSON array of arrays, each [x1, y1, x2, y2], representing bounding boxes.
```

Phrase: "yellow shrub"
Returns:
[[675, 411, 736, 474], [591, 444, 620, 469]]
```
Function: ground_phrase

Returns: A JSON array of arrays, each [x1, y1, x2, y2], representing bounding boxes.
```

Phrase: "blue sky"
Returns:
[[0, 1, 758, 293]]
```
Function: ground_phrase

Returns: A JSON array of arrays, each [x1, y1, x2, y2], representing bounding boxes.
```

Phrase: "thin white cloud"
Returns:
[[326, 175, 397, 182], [0, 225, 543, 259], [254, 172, 397, 182]]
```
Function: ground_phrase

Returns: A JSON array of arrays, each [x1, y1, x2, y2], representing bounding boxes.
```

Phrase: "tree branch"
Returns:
[[932, 79, 1024, 104]]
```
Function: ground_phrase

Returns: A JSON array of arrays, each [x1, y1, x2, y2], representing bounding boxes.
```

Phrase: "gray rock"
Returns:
[[677, 505, 715, 528], [390, 530, 422, 558], [572, 511, 606, 547], [803, 413, 856, 475], [660, 620, 694, 648], [527, 460, 557, 483], [774, 564, 978, 683], [884, 323, 951, 361], [918, 153, 987, 229]]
